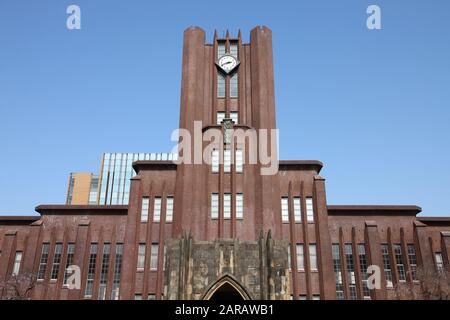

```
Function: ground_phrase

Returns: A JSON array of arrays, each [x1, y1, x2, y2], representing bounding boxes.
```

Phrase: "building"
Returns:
[[1, 26, 449, 300], [66, 153, 177, 206], [66, 173, 98, 205]]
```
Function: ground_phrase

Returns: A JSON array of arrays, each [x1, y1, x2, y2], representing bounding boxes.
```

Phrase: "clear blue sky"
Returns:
[[0, 0, 449, 216]]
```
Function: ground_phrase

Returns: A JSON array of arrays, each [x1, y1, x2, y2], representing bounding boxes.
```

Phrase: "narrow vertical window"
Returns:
[[358, 244, 371, 299], [216, 111, 225, 124], [332, 244, 344, 300], [306, 197, 314, 222], [166, 196, 174, 222], [296, 244, 304, 271], [435, 252, 444, 272], [141, 197, 149, 222], [153, 197, 161, 222], [236, 193, 243, 219], [281, 197, 289, 222], [288, 244, 291, 270], [50, 243, 63, 280], [111, 243, 123, 300], [12, 251, 22, 276], [407, 244, 418, 281], [312, 295, 321, 300], [211, 149, 219, 173], [137, 244, 146, 270], [148, 294, 156, 300], [230, 73, 238, 98], [150, 244, 159, 271], [64, 243, 75, 285], [224, 149, 231, 173], [211, 193, 219, 219], [230, 42, 238, 58], [230, 111, 238, 124], [309, 244, 318, 271], [293, 197, 301, 222], [217, 74, 225, 98], [345, 244, 357, 300], [394, 244, 406, 281], [134, 294, 142, 300], [84, 243, 98, 297], [223, 193, 231, 219], [37, 243, 50, 280], [381, 244, 393, 287], [235, 149, 243, 172], [98, 243, 110, 300], [217, 41, 226, 58]]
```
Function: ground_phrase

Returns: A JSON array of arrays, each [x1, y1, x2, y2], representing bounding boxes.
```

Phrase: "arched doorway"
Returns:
[[202, 275, 251, 300]]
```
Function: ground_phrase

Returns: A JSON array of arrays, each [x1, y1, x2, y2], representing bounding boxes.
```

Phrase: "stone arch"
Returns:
[[202, 274, 252, 300]]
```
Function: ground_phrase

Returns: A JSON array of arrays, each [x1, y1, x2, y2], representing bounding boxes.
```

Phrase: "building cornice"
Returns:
[[35, 205, 128, 215], [327, 205, 422, 216], [132, 161, 177, 173]]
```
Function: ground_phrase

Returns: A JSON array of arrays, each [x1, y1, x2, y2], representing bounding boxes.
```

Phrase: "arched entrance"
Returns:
[[202, 275, 251, 300]]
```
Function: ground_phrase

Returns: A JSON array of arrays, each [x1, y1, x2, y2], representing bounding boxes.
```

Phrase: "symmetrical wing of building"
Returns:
[[1, 26, 449, 300]]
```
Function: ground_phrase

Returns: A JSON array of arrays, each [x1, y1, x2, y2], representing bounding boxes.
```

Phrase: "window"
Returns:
[[211, 149, 219, 172], [230, 42, 238, 58], [281, 197, 289, 222], [394, 244, 406, 281], [306, 197, 314, 222], [332, 244, 344, 300], [299, 295, 307, 300], [230, 112, 238, 124], [381, 244, 393, 288], [293, 197, 301, 222], [296, 244, 304, 271], [153, 197, 161, 222], [223, 193, 231, 219], [358, 244, 371, 299], [224, 149, 231, 173], [12, 251, 22, 275], [98, 243, 110, 300], [37, 243, 50, 280], [407, 244, 418, 281], [312, 295, 321, 300], [435, 253, 444, 272], [217, 112, 225, 124], [150, 244, 159, 271], [309, 244, 318, 271], [50, 243, 63, 280], [235, 149, 243, 172], [211, 193, 219, 219], [217, 74, 225, 98], [137, 244, 146, 270], [84, 243, 98, 297], [345, 244, 357, 300], [148, 294, 156, 300], [134, 294, 142, 300], [230, 73, 238, 98], [218, 41, 226, 58], [111, 243, 123, 300], [288, 244, 291, 270], [63, 243, 75, 285], [166, 196, 174, 222], [236, 193, 243, 219], [141, 197, 149, 222]]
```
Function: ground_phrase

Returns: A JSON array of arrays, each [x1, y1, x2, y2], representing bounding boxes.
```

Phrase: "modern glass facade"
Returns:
[[98, 153, 177, 205]]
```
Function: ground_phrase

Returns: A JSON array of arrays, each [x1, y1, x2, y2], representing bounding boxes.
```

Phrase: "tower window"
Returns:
[[150, 244, 159, 270], [332, 244, 344, 300], [230, 42, 238, 58], [345, 243, 357, 300], [407, 244, 418, 281], [223, 193, 231, 219], [296, 244, 304, 271], [217, 112, 225, 124], [12, 251, 22, 276], [218, 41, 226, 58], [230, 112, 238, 124], [141, 197, 149, 222], [235, 149, 243, 172], [435, 252, 444, 272], [230, 73, 238, 98], [236, 193, 243, 219], [217, 74, 225, 98], [50, 243, 63, 280], [394, 244, 406, 281], [309, 244, 318, 271], [37, 243, 50, 280], [84, 243, 98, 297], [211, 149, 219, 172], [211, 193, 219, 219], [381, 244, 393, 287], [137, 244, 145, 270], [224, 149, 231, 173]]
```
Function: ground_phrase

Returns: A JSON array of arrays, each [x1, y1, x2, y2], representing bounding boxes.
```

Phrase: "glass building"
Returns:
[[98, 153, 177, 205]]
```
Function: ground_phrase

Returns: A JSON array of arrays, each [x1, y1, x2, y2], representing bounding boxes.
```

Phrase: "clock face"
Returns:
[[217, 54, 238, 74]]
